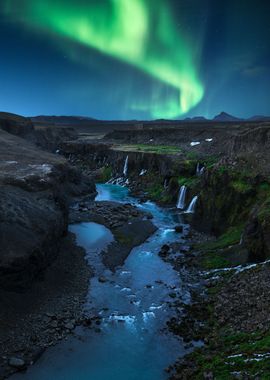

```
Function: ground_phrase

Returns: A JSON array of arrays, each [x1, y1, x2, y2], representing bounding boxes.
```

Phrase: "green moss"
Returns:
[[185, 151, 199, 160], [187, 330, 270, 379], [199, 225, 243, 252], [96, 166, 112, 183], [202, 253, 230, 270], [132, 144, 181, 155], [148, 187, 173, 204], [204, 155, 219, 168], [196, 225, 244, 270], [258, 198, 270, 224], [217, 165, 227, 174], [114, 231, 133, 245], [147, 183, 164, 200], [178, 175, 200, 189], [231, 180, 252, 193], [258, 182, 270, 192]]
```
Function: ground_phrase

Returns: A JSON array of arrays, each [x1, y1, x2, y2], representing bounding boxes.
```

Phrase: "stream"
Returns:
[[12, 184, 194, 380]]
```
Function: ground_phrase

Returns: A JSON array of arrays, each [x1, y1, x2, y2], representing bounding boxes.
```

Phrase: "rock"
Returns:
[[64, 322, 75, 330], [49, 321, 58, 329], [98, 276, 107, 283], [8, 357, 26, 369], [175, 225, 184, 233], [159, 244, 171, 257], [161, 244, 170, 252], [203, 371, 214, 380]]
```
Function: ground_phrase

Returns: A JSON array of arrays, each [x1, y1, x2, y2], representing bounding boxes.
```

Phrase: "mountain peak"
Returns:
[[213, 112, 241, 122]]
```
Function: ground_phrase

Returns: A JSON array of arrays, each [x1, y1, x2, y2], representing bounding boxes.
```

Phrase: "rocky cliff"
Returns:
[[0, 127, 95, 290]]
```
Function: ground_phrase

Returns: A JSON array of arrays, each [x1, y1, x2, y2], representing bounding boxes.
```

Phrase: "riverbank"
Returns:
[[2, 112, 270, 379], [8, 183, 194, 380], [70, 196, 156, 270], [0, 233, 91, 379], [162, 231, 270, 379], [1, 191, 157, 379]]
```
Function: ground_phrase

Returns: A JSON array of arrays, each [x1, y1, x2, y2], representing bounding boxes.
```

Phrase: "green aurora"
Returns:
[[3, 0, 204, 118]]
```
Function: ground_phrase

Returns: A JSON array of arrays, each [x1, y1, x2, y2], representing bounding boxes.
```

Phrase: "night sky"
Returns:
[[0, 0, 269, 120]]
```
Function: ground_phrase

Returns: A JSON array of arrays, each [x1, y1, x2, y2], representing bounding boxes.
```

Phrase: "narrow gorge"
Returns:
[[1, 113, 270, 379]]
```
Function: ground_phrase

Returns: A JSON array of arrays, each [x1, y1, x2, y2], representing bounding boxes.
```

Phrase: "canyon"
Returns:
[[1, 112, 270, 379]]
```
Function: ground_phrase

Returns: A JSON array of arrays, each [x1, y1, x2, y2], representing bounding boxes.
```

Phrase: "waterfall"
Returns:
[[196, 163, 205, 176], [164, 179, 168, 189], [185, 196, 198, 213], [139, 169, 147, 176], [200, 166, 205, 175], [239, 233, 244, 245], [196, 163, 200, 176], [123, 156, 128, 176], [177, 185, 187, 209]]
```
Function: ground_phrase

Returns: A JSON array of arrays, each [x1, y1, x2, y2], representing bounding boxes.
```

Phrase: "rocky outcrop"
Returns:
[[0, 112, 35, 140], [0, 128, 95, 290], [193, 162, 255, 235], [243, 199, 270, 262]]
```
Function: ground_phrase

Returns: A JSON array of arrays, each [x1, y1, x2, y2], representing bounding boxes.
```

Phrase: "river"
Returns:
[[12, 184, 193, 380]]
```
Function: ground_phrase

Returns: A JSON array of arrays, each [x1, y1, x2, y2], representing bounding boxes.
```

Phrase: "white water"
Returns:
[[196, 163, 200, 176], [139, 169, 147, 176], [123, 155, 129, 176], [196, 163, 205, 176], [185, 196, 198, 214], [177, 185, 187, 209]]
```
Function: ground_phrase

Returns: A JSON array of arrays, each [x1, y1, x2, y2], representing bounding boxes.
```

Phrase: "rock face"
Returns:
[[193, 163, 255, 235], [243, 200, 270, 262], [0, 127, 95, 290], [0, 112, 35, 139]]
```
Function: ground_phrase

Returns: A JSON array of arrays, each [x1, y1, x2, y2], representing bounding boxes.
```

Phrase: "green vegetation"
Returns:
[[201, 252, 230, 270], [148, 183, 163, 199], [114, 231, 134, 245], [96, 166, 112, 183], [204, 155, 219, 168], [199, 226, 243, 251], [178, 175, 200, 188], [125, 144, 181, 155], [147, 182, 173, 204], [258, 182, 270, 193], [185, 151, 199, 160], [187, 330, 270, 379], [258, 197, 270, 224], [231, 179, 253, 193], [196, 225, 244, 269]]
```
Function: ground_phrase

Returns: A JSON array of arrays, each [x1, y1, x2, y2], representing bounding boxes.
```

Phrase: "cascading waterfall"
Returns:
[[177, 185, 187, 209], [200, 166, 205, 175], [196, 163, 200, 176], [139, 169, 147, 176], [185, 196, 198, 213], [123, 155, 128, 176], [196, 163, 205, 176], [164, 178, 168, 189]]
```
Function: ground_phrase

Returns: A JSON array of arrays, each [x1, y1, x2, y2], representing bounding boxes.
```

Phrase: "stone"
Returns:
[[49, 321, 58, 329], [8, 357, 26, 369], [64, 322, 75, 330], [98, 276, 107, 283], [175, 225, 184, 233]]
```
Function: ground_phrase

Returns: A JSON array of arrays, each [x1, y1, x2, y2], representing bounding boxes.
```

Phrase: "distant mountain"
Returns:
[[184, 116, 208, 122], [31, 115, 97, 124], [248, 115, 270, 122], [29, 112, 270, 126], [213, 112, 242, 122]]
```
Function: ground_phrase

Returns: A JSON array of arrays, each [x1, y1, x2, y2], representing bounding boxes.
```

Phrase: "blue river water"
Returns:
[[12, 184, 191, 380]]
